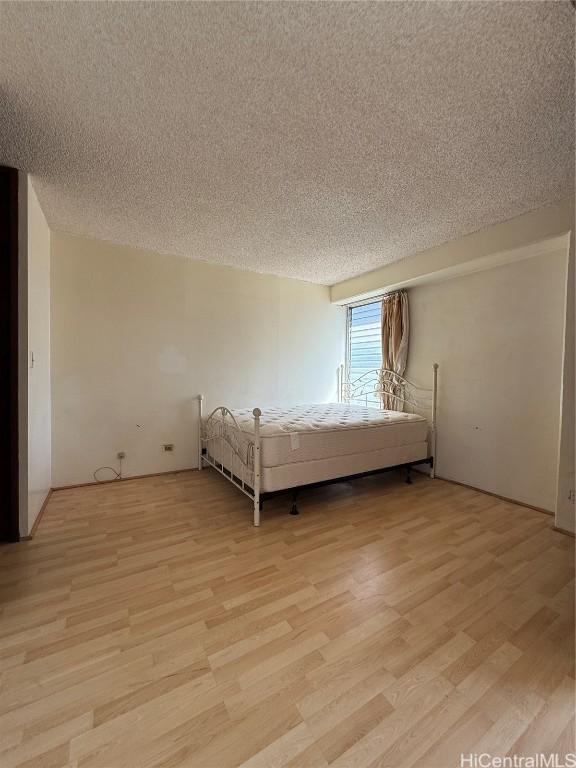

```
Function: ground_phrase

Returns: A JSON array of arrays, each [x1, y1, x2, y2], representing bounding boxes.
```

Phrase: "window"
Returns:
[[346, 300, 382, 407]]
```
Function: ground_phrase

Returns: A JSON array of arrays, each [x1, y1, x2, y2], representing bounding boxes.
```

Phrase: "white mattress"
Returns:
[[212, 403, 428, 468], [204, 403, 429, 492]]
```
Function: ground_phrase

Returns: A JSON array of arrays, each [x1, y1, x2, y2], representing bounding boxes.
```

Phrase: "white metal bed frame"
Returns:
[[198, 363, 438, 526]]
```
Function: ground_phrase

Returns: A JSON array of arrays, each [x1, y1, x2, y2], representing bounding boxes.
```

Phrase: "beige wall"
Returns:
[[51, 233, 345, 487], [26, 178, 51, 533], [406, 248, 568, 512], [555, 238, 575, 532]]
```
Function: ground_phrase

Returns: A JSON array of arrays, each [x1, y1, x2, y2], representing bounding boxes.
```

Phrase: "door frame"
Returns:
[[0, 165, 23, 541]]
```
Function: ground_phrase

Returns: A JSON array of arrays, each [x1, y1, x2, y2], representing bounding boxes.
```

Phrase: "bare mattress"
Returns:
[[205, 403, 429, 493]]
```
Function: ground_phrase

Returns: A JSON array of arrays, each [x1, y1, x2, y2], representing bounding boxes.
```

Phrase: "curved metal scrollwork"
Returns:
[[203, 406, 255, 472], [341, 368, 433, 413], [198, 398, 263, 524]]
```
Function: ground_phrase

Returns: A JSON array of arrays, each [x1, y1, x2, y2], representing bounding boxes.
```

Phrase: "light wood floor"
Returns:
[[0, 470, 574, 768]]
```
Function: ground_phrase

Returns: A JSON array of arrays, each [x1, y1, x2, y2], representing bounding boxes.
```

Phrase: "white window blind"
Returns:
[[347, 301, 382, 407]]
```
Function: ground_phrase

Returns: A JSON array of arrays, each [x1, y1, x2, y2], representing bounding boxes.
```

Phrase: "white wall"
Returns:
[[26, 178, 51, 533], [555, 239, 575, 533], [51, 232, 345, 487], [406, 248, 568, 512]]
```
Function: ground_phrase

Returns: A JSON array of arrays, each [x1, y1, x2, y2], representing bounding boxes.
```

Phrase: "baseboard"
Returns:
[[19, 489, 53, 541], [435, 475, 554, 516], [52, 467, 196, 492], [552, 525, 575, 538]]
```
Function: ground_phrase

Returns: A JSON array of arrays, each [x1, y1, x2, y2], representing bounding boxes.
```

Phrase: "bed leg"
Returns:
[[253, 499, 261, 527], [253, 408, 262, 527], [405, 465, 413, 485], [197, 394, 203, 471], [289, 489, 300, 516]]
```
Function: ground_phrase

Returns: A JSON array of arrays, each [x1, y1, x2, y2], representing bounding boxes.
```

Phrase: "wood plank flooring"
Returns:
[[0, 469, 573, 767]]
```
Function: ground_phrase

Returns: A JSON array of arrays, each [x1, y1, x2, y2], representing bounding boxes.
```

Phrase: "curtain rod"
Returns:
[[346, 288, 407, 309]]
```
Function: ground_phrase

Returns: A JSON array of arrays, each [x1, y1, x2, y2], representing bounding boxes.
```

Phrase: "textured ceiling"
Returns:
[[0, 1, 573, 285]]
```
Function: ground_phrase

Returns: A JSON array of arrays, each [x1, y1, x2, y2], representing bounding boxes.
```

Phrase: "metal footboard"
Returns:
[[197, 396, 262, 526]]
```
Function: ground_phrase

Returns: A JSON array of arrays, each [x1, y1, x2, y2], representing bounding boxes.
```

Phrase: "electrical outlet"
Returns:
[[117, 451, 126, 460], [163, 444, 174, 452]]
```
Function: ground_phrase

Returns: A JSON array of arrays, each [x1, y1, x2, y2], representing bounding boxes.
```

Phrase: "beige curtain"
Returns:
[[380, 290, 409, 410]]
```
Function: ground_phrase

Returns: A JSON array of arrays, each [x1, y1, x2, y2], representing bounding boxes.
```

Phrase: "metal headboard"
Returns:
[[338, 363, 439, 476]]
